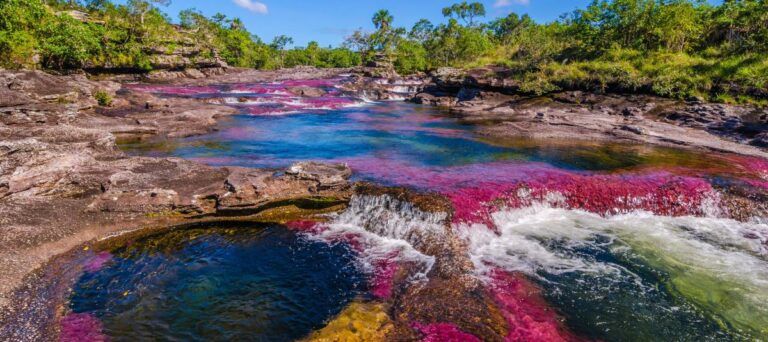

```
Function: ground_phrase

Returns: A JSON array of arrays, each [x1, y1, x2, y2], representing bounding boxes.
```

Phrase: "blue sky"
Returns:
[[127, 0, 716, 47]]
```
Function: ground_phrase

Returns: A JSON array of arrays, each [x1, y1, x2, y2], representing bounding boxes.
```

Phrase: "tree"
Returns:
[[127, 0, 170, 25], [39, 15, 100, 69], [489, 12, 535, 42], [395, 39, 427, 74], [426, 19, 492, 66], [372, 9, 393, 30], [270, 35, 294, 68], [409, 19, 434, 43], [442, 2, 486, 27]]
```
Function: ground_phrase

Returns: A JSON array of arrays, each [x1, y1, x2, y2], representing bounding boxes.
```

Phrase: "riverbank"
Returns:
[[406, 67, 768, 157], [0, 67, 357, 326], [1, 66, 767, 340]]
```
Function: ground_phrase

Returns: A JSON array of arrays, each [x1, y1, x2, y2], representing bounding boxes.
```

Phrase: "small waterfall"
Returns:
[[312, 194, 449, 279], [459, 204, 768, 336]]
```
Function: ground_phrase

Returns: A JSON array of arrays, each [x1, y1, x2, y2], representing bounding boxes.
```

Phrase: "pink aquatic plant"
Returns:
[[344, 157, 718, 225], [59, 313, 108, 342], [489, 270, 584, 342], [127, 78, 362, 116], [285, 220, 325, 234], [83, 252, 112, 273], [126, 84, 221, 96], [744, 178, 768, 190], [369, 254, 400, 299], [412, 322, 481, 342], [447, 173, 716, 225]]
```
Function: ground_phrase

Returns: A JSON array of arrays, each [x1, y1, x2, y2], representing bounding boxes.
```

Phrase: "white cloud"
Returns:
[[233, 0, 268, 14], [494, 0, 530, 7]]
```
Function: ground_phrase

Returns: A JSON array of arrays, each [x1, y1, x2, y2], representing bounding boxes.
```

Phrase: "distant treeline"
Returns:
[[350, 0, 768, 103], [0, 0, 360, 72], [2, 0, 767, 103]]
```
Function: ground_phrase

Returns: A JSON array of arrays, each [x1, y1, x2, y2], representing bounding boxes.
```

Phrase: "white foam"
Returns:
[[459, 204, 768, 329], [309, 195, 444, 280]]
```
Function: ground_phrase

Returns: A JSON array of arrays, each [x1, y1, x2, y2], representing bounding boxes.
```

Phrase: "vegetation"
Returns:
[[0, 0, 358, 71], [94, 89, 112, 106], [344, 0, 768, 103], [1, 0, 766, 103]]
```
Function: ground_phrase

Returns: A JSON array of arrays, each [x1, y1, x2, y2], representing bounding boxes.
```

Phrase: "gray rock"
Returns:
[[287, 161, 352, 189]]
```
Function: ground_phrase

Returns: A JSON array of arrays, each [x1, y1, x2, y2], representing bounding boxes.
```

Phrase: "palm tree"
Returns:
[[372, 9, 393, 30]]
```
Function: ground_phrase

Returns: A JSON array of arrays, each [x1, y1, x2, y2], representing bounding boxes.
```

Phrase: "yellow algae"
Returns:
[[305, 302, 393, 342]]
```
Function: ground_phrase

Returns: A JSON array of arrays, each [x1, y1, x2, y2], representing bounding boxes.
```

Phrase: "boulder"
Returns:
[[287, 86, 327, 97], [286, 162, 352, 189]]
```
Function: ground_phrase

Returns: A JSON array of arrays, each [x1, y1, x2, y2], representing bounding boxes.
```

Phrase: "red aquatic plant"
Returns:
[[83, 252, 112, 273], [489, 270, 584, 342], [59, 313, 108, 342], [447, 173, 716, 225], [412, 322, 482, 342], [369, 253, 400, 299]]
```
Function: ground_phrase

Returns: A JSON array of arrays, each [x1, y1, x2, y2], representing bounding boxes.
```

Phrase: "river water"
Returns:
[[64, 78, 768, 341]]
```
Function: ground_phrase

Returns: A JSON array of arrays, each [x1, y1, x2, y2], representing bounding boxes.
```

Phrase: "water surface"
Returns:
[[88, 79, 768, 340], [68, 225, 365, 341]]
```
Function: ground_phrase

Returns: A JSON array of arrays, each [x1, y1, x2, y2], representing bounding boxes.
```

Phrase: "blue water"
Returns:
[[69, 224, 366, 341], [122, 101, 724, 172]]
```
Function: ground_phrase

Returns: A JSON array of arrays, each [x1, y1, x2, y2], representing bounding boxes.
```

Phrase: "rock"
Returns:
[[620, 125, 646, 135], [457, 87, 480, 102], [286, 162, 352, 189], [622, 106, 644, 117], [432, 67, 463, 79], [0, 68, 360, 321], [287, 86, 327, 97], [751, 132, 768, 148]]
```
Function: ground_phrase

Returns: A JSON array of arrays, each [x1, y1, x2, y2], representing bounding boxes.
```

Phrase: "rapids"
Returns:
[[63, 78, 768, 340]]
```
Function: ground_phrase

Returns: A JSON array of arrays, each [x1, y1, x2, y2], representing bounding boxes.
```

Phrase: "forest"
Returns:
[[1, 0, 767, 102]]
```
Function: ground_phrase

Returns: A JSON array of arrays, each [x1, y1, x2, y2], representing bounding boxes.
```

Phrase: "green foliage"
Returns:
[[0, 30, 38, 69], [0, 0, 357, 71], [39, 15, 101, 69], [283, 46, 361, 69], [342, 0, 767, 103], [94, 89, 112, 106], [425, 20, 492, 67], [394, 40, 427, 75], [1, 0, 766, 104]]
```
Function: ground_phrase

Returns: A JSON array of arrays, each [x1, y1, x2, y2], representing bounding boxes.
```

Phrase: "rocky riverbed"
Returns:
[[408, 67, 768, 157], [0, 67, 357, 328], [1, 65, 767, 340]]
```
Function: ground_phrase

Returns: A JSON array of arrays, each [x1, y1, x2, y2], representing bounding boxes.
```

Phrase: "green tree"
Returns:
[[395, 39, 427, 74], [409, 19, 434, 43], [372, 9, 393, 30], [442, 2, 486, 27], [39, 15, 100, 69], [271, 35, 294, 68]]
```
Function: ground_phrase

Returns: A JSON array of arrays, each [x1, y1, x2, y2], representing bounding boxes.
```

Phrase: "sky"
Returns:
[[123, 0, 717, 48]]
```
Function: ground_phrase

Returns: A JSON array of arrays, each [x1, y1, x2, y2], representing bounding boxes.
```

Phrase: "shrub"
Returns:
[[94, 89, 113, 107]]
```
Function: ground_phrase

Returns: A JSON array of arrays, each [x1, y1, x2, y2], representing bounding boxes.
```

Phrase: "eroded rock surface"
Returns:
[[0, 69, 353, 317], [409, 67, 768, 158]]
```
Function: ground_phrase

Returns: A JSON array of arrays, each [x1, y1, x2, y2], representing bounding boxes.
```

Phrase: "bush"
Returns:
[[94, 89, 113, 107], [0, 30, 38, 69], [39, 15, 100, 69], [395, 40, 427, 75]]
